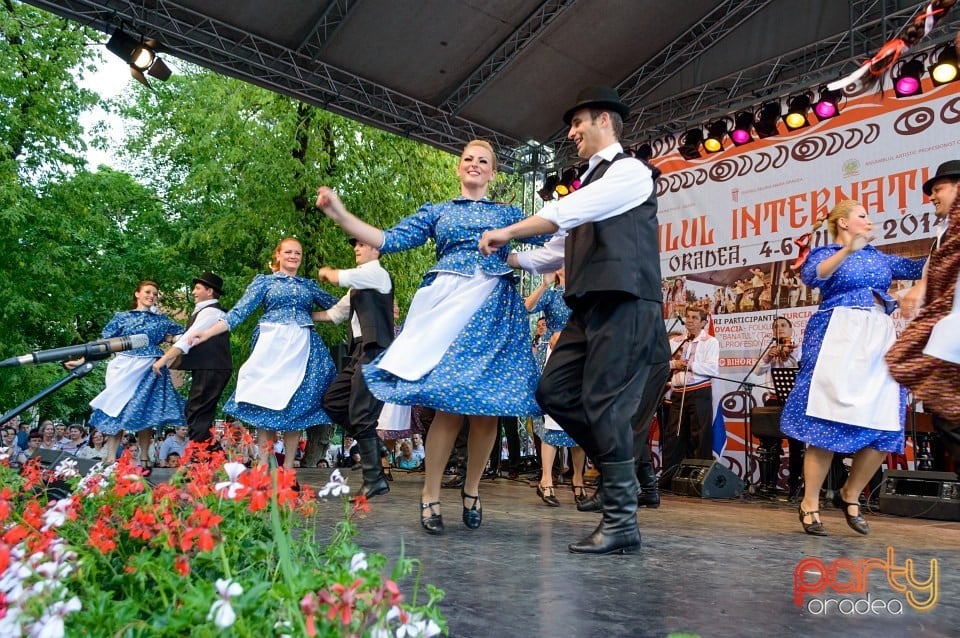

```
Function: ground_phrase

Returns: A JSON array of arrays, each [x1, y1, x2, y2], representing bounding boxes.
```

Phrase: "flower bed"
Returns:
[[0, 440, 444, 637]]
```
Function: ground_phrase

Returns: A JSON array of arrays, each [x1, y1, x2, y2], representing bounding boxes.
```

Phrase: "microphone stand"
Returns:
[[734, 338, 779, 489], [0, 362, 98, 425]]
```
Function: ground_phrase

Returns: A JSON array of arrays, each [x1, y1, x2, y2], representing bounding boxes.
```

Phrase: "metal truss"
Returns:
[[24, 0, 539, 171], [294, 0, 358, 59], [438, 0, 576, 116], [621, 1, 960, 147]]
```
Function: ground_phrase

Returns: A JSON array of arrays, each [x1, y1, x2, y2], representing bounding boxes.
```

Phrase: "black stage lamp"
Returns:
[[929, 44, 959, 86], [893, 58, 925, 97], [106, 28, 172, 88], [538, 173, 559, 201], [678, 128, 704, 160], [813, 86, 843, 120], [754, 102, 781, 138], [784, 93, 812, 130], [703, 120, 729, 153], [730, 111, 755, 145], [555, 167, 581, 197]]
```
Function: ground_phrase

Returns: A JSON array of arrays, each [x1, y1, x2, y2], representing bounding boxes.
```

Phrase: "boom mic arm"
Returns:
[[0, 334, 150, 368]]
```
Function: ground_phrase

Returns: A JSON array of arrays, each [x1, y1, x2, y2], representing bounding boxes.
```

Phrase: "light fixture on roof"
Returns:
[[730, 111, 755, 145], [554, 167, 581, 197], [106, 28, 172, 88], [538, 174, 559, 201], [929, 44, 959, 86], [813, 86, 843, 120], [703, 120, 729, 153], [678, 128, 703, 160], [753, 102, 781, 138], [783, 93, 812, 130], [893, 58, 925, 97]]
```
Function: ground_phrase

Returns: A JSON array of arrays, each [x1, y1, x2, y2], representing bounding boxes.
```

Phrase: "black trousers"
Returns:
[[537, 295, 669, 464], [631, 361, 671, 471], [184, 368, 232, 443], [322, 342, 385, 440], [659, 385, 714, 485]]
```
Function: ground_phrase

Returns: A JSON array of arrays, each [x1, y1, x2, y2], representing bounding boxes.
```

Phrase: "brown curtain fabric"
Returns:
[[886, 198, 960, 423]]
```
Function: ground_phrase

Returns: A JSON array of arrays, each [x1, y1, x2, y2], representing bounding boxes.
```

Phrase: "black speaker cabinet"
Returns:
[[878, 470, 960, 521], [750, 406, 784, 439], [671, 458, 745, 499]]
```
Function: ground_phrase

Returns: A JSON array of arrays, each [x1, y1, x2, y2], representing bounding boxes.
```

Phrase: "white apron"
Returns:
[[89, 355, 153, 417], [923, 270, 960, 364], [235, 323, 310, 410], [807, 306, 901, 431], [375, 269, 497, 381]]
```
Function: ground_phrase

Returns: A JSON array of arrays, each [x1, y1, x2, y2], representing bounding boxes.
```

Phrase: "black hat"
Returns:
[[923, 160, 960, 195], [562, 86, 630, 125], [348, 237, 357, 246], [193, 271, 224, 294]]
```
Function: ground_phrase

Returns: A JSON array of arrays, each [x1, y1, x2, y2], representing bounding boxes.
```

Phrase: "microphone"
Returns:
[[0, 334, 150, 368]]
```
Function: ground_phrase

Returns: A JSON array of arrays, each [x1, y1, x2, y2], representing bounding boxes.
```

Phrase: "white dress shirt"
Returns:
[[325, 259, 392, 339], [172, 298, 225, 354]]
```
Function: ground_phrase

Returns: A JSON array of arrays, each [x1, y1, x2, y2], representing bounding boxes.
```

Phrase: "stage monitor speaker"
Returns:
[[878, 470, 960, 521], [671, 458, 745, 499]]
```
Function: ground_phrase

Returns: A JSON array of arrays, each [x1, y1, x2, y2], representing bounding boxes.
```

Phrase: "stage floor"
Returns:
[[292, 469, 958, 638]]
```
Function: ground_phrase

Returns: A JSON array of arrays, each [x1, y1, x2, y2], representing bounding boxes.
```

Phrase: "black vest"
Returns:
[[176, 302, 233, 370], [348, 288, 395, 349], [564, 153, 662, 303]]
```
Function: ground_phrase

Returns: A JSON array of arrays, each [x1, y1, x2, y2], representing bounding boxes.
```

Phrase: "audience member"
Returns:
[[396, 440, 420, 470], [78, 429, 107, 461], [59, 423, 87, 455], [158, 425, 189, 466]]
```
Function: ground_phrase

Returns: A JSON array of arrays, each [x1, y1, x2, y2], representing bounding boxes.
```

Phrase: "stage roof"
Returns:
[[24, 0, 960, 171]]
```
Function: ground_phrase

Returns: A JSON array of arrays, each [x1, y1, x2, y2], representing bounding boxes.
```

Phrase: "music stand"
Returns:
[[770, 368, 798, 401]]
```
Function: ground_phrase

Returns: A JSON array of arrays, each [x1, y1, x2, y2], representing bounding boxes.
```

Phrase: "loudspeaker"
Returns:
[[671, 458, 745, 498], [32, 452, 100, 501], [878, 470, 960, 521]]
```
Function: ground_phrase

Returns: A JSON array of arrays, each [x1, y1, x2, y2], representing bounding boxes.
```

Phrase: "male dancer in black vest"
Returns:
[[314, 238, 394, 499], [480, 87, 670, 554], [153, 272, 233, 443]]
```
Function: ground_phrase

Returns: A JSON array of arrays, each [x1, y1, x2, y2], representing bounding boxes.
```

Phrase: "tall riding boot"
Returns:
[[576, 475, 602, 512], [636, 460, 660, 508], [569, 460, 641, 555], [354, 437, 390, 500]]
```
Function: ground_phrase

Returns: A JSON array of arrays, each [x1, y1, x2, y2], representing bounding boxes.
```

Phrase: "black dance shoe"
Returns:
[[832, 491, 869, 535], [420, 501, 444, 535], [798, 505, 828, 536], [572, 485, 588, 504], [537, 484, 561, 507], [461, 490, 482, 529]]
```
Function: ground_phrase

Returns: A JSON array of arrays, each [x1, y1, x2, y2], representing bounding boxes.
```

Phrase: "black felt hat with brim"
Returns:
[[923, 160, 960, 196], [562, 86, 630, 125]]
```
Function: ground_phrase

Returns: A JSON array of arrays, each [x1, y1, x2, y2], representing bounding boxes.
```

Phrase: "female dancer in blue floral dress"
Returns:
[[780, 201, 924, 536], [525, 269, 587, 505], [316, 140, 542, 534], [67, 280, 185, 468], [191, 237, 339, 470]]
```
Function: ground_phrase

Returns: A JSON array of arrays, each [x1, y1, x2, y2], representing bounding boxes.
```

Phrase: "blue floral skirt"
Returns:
[[364, 275, 542, 417], [90, 365, 185, 435], [226, 329, 336, 431]]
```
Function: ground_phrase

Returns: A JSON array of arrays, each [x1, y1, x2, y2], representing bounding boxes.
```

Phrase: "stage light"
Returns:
[[929, 44, 959, 86], [538, 173, 559, 201], [703, 120, 728, 153], [634, 143, 653, 161], [730, 111, 755, 145], [783, 94, 812, 130], [106, 28, 172, 88], [554, 167, 581, 197], [754, 102, 781, 138], [893, 58, 924, 97], [813, 86, 843, 120], [679, 128, 703, 160]]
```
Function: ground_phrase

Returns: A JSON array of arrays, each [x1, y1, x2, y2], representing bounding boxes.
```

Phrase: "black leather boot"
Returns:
[[568, 460, 641, 555], [576, 475, 602, 512], [636, 460, 660, 509], [354, 437, 390, 500]]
